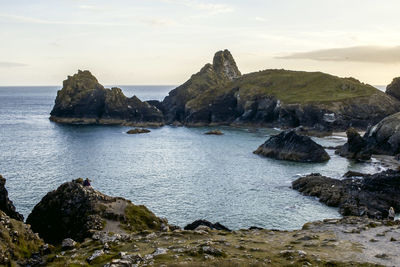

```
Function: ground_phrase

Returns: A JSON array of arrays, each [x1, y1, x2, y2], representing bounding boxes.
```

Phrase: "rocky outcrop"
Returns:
[[184, 220, 231, 231], [127, 128, 151, 134], [50, 70, 164, 126], [335, 128, 371, 160], [204, 130, 223, 135], [26, 179, 165, 244], [386, 77, 400, 101], [292, 169, 400, 219], [161, 51, 400, 131], [0, 175, 23, 221], [254, 130, 330, 163], [162, 49, 241, 123], [0, 210, 44, 266]]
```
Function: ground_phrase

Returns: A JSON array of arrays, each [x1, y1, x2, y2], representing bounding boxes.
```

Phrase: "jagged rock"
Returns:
[[336, 128, 371, 160], [254, 130, 330, 163], [162, 49, 241, 123], [126, 128, 151, 134], [292, 169, 400, 219], [26, 179, 166, 244], [204, 130, 223, 135], [50, 70, 164, 126], [386, 77, 400, 101], [0, 175, 23, 221], [0, 210, 44, 266], [87, 249, 104, 263], [61, 238, 76, 250], [184, 220, 231, 231]]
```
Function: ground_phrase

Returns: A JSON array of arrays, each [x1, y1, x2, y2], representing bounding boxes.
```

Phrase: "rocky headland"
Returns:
[[49, 70, 164, 126], [254, 130, 330, 163]]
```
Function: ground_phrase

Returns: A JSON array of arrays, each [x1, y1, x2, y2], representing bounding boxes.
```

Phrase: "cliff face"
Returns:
[[161, 51, 400, 130], [0, 175, 23, 221], [50, 70, 164, 126]]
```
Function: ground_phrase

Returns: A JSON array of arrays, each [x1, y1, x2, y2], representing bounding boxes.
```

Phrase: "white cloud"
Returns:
[[254, 17, 266, 22], [161, 0, 234, 15], [277, 46, 400, 64], [0, 61, 28, 68]]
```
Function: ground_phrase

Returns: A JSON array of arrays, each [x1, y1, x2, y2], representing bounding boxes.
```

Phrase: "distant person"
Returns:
[[388, 207, 395, 221], [83, 178, 91, 187]]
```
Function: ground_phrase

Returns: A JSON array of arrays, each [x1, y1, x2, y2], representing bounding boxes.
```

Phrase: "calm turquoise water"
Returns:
[[0, 86, 382, 230]]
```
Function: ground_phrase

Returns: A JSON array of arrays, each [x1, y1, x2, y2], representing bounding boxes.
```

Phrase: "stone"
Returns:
[[126, 128, 151, 134], [184, 220, 231, 231], [386, 77, 400, 101], [336, 127, 371, 160], [87, 249, 104, 263], [61, 238, 76, 250], [0, 175, 23, 221], [254, 130, 330, 163], [204, 130, 223, 135]]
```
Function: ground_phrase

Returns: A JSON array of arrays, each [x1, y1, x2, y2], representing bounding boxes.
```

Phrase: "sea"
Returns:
[[0, 85, 386, 230]]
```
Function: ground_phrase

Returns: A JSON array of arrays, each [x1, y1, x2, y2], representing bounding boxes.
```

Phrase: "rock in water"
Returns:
[[50, 70, 164, 126], [26, 179, 166, 244], [292, 169, 400, 219], [386, 77, 400, 101], [127, 128, 151, 134], [363, 112, 400, 155], [0, 175, 23, 221], [336, 127, 371, 160], [253, 130, 330, 163], [204, 130, 223, 135]]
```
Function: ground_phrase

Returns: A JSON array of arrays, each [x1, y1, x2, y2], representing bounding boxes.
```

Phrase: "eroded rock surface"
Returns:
[[292, 169, 400, 218], [50, 70, 164, 126], [336, 127, 371, 160], [254, 130, 330, 162], [26, 179, 165, 244]]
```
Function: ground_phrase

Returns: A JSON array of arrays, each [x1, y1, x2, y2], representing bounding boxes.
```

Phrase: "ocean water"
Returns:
[[0, 86, 382, 230]]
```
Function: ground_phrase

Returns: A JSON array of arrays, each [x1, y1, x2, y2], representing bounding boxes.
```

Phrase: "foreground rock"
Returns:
[[50, 70, 164, 126], [292, 169, 400, 218], [41, 216, 400, 266], [386, 76, 400, 101], [26, 179, 166, 244], [336, 128, 371, 160], [0, 175, 23, 221], [162, 50, 400, 131], [126, 128, 151, 134], [184, 220, 231, 231], [0, 210, 44, 266], [254, 130, 330, 163]]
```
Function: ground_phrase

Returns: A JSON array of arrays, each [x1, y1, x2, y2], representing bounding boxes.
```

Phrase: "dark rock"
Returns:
[[26, 179, 165, 244], [363, 112, 400, 155], [127, 128, 151, 134], [386, 77, 400, 101], [0, 175, 23, 221], [336, 128, 371, 160], [253, 130, 330, 163], [184, 220, 231, 231], [292, 169, 400, 219], [204, 130, 223, 135], [50, 70, 164, 126]]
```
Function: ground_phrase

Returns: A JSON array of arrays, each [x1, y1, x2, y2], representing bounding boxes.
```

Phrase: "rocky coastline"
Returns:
[[49, 50, 400, 135]]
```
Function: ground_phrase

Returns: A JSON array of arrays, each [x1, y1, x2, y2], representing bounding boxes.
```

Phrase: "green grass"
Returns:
[[187, 69, 381, 110], [121, 203, 163, 232]]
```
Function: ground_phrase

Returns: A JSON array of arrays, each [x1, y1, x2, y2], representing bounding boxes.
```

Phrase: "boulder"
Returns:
[[26, 179, 166, 244], [363, 112, 400, 155], [335, 127, 371, 160], [50, 70, 164, 126], [253, 130, 330, 163], [386, 77, 400, 101], [127, 128, 151, 134], [292, 169, 400, 219], [0, 175, 23, 221], [184, 220, 231, 231]]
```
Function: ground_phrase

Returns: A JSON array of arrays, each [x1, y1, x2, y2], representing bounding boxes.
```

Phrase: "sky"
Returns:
[[1, 0, 400, 86]]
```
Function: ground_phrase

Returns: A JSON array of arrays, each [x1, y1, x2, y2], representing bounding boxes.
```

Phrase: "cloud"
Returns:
[[0, 61, 28, 68], [140, 18, 176, 27], [162, 0, 234, 15], [277, 46, 400, 64], [254, 17, 266, 22], [78, 5, 106, 11]]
